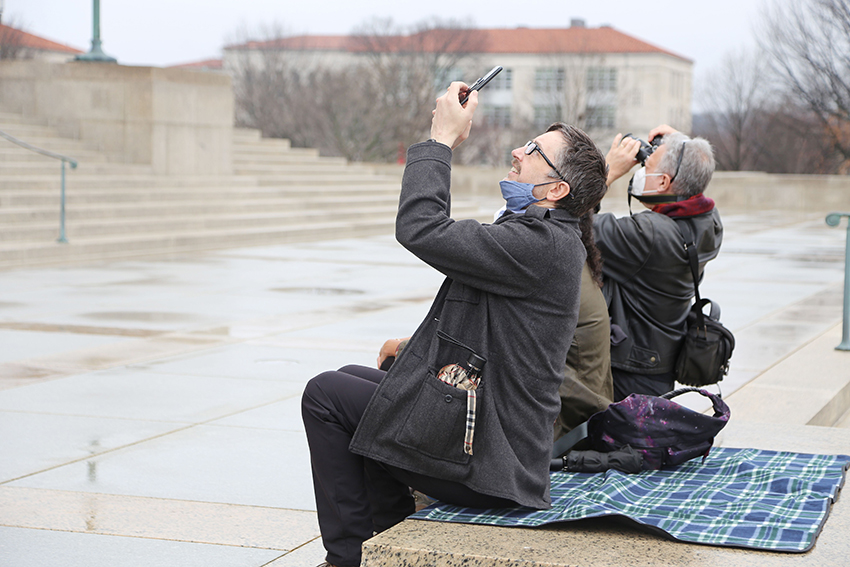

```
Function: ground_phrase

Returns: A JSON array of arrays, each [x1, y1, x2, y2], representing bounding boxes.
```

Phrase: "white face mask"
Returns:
[[629, 168, 666, 196]]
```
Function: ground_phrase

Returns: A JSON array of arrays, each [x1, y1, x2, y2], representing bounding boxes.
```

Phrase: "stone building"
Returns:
[[0, 23, 82, 62], [222, 20, 693, 139]]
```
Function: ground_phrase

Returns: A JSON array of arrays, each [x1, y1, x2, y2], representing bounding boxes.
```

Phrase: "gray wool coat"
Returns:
[[349, 141, 585, 509]]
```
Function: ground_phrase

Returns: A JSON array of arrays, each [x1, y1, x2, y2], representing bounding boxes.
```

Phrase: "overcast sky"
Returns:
[[8, 0, 765, 80]]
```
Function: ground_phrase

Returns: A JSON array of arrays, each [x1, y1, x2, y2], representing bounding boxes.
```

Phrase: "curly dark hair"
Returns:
[[546, 123, 608, 286]]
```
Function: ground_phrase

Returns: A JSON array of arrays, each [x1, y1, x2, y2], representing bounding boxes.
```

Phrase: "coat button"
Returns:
[[445, 395, 453, 403], [650, 356, 656, 362]]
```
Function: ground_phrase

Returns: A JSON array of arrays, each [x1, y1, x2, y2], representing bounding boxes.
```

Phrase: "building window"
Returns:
[[586, 67, 617, 92], [534, 68, 565, 92], [482, 105, 512, 128], [534, 106, 560, 130], [490, 68, 512, 90], [434, 67, 465, 91], [586, 105, 616, 129]]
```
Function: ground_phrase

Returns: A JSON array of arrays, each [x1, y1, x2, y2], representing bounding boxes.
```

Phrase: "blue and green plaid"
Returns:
[[411, 447, 850, 553]]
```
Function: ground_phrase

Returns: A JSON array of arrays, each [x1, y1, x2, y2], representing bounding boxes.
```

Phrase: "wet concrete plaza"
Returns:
[[0, 208, 848, 566]]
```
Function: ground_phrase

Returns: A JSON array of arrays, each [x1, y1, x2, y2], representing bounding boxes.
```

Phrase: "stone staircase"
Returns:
[[0, 112, 480, 269]]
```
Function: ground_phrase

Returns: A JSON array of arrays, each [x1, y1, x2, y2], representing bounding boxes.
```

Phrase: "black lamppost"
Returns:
[[75, 0, 117, 62]]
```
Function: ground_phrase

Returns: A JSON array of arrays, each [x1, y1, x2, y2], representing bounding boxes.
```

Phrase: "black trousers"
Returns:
[[301, 364, 513, 567], [612, 367, 676, 401]]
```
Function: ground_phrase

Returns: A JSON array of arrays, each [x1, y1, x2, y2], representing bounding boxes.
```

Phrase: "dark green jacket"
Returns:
[[554, 263, 614, 438]]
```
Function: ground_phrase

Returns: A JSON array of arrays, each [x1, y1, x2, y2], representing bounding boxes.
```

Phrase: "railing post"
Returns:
[[75, 0, 117, 63], [826, 212, 850, 351], [58, 160, 69, 243]]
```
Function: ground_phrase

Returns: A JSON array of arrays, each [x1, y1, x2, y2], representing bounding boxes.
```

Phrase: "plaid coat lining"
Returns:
[[411, 447, 850, 553]]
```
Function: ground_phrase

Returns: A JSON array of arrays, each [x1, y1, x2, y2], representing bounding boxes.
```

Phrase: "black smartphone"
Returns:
[[459, 66, 503, 105]]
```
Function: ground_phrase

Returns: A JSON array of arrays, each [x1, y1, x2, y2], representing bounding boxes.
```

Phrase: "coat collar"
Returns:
[[494, 205, 577, 224]]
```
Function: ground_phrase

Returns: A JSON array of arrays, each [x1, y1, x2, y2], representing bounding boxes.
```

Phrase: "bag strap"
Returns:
[[551, 387, 730, 458], [674, 219, 706, 330], [662, 386, 731, 419], [552, 421, 588, 458]]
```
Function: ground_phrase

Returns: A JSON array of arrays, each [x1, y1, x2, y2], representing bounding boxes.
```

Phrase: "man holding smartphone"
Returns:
[[301, 81, 609, 567]]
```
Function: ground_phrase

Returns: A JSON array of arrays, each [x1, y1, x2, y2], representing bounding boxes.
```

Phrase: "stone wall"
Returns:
[[371, 164, 850, 216], [0, 60, 233, 175]]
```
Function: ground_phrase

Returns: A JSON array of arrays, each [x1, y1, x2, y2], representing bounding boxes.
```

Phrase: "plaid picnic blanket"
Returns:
[[411, 447, 850, 553]]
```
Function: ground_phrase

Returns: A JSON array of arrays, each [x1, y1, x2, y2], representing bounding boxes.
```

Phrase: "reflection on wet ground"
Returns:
[[0, 322, 163, 337], [270, 287, 366, 295], [0, 213, 847, 567], [80, 312, 198, 323]]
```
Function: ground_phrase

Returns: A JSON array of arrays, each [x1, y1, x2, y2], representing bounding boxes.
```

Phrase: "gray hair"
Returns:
[[657, 132, 715, 198]]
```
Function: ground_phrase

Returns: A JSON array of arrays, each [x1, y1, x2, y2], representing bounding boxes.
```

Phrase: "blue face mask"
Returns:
[[499, 180, 558, 213]]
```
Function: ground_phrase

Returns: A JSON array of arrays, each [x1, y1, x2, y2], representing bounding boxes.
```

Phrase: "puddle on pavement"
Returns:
[[399, 295, 433, 304], [787, 254, 843, 263], [777, 307, 841, 323], [0, 322, 163, 337], [270, 287, 365, 295], [0, 363, 57, 379], [72, 277, 171, 288], [111, 277, 171, 286], [81, 311, 198, 323], [194, 326, 232, 336], [347, 302, 392, 313]]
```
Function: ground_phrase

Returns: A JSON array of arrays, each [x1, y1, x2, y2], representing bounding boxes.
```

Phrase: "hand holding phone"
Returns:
[[459, 66, 503, 105]]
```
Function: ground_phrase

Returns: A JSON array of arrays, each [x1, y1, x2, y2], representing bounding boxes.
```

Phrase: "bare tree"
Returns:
[[758, 0, 850, 172], [695, 49, 771, 170], [533, 51, 607, 133], [225, 24, 304, 142], [350, 17, 483, 157], [227, 18, 482, 162]]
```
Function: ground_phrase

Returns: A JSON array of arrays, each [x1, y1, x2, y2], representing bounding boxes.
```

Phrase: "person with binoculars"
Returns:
[[595, 125, 723, 400]]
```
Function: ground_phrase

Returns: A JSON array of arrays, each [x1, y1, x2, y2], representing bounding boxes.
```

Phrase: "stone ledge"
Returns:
[[362, 421, 850, 567], [724, 324, 850, 427]]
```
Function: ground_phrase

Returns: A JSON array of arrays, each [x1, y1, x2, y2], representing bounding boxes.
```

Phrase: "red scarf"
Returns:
[[652, 194, 715, 218]]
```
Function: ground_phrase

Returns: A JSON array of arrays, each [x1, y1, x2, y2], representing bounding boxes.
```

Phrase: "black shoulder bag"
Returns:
[[673, 219, 735, 387]]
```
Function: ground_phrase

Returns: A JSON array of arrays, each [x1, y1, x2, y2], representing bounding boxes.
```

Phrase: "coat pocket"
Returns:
[[396, 372, 474, 464], [628, 345, 660, 369]]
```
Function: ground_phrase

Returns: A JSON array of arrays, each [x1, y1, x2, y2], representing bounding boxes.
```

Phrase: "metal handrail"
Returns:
[[826, 212, 850, 351], [0, 128, 78, 243]]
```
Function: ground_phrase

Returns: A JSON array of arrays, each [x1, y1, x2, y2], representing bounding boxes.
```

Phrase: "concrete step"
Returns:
[[0, 170, 393, 188], [233, 162, 375, 175], [0, 193, 406, 223], [0, 111, 419, 268], [233, 153, 349, 166], [232, 127, 263, 139], [0, 162, 155, 175], [235, 137, 306, 150], [0, 205, 404, 241], [0, 195, 483, 269], [0, 123, 64, 139], [0, 112, 48, 126], [249, 173, 399, 187], [233, 143, 318, 157], [0, 135, 101, 153], [0, 147, 109, 163], [0, 175, 263, 191], [0, 183, 400, 206], [0, 218, 399, 269]]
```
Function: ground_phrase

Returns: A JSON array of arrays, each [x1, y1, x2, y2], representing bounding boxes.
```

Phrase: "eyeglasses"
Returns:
[[669, 141, 687, 183], [524, 140, 567, 182]]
